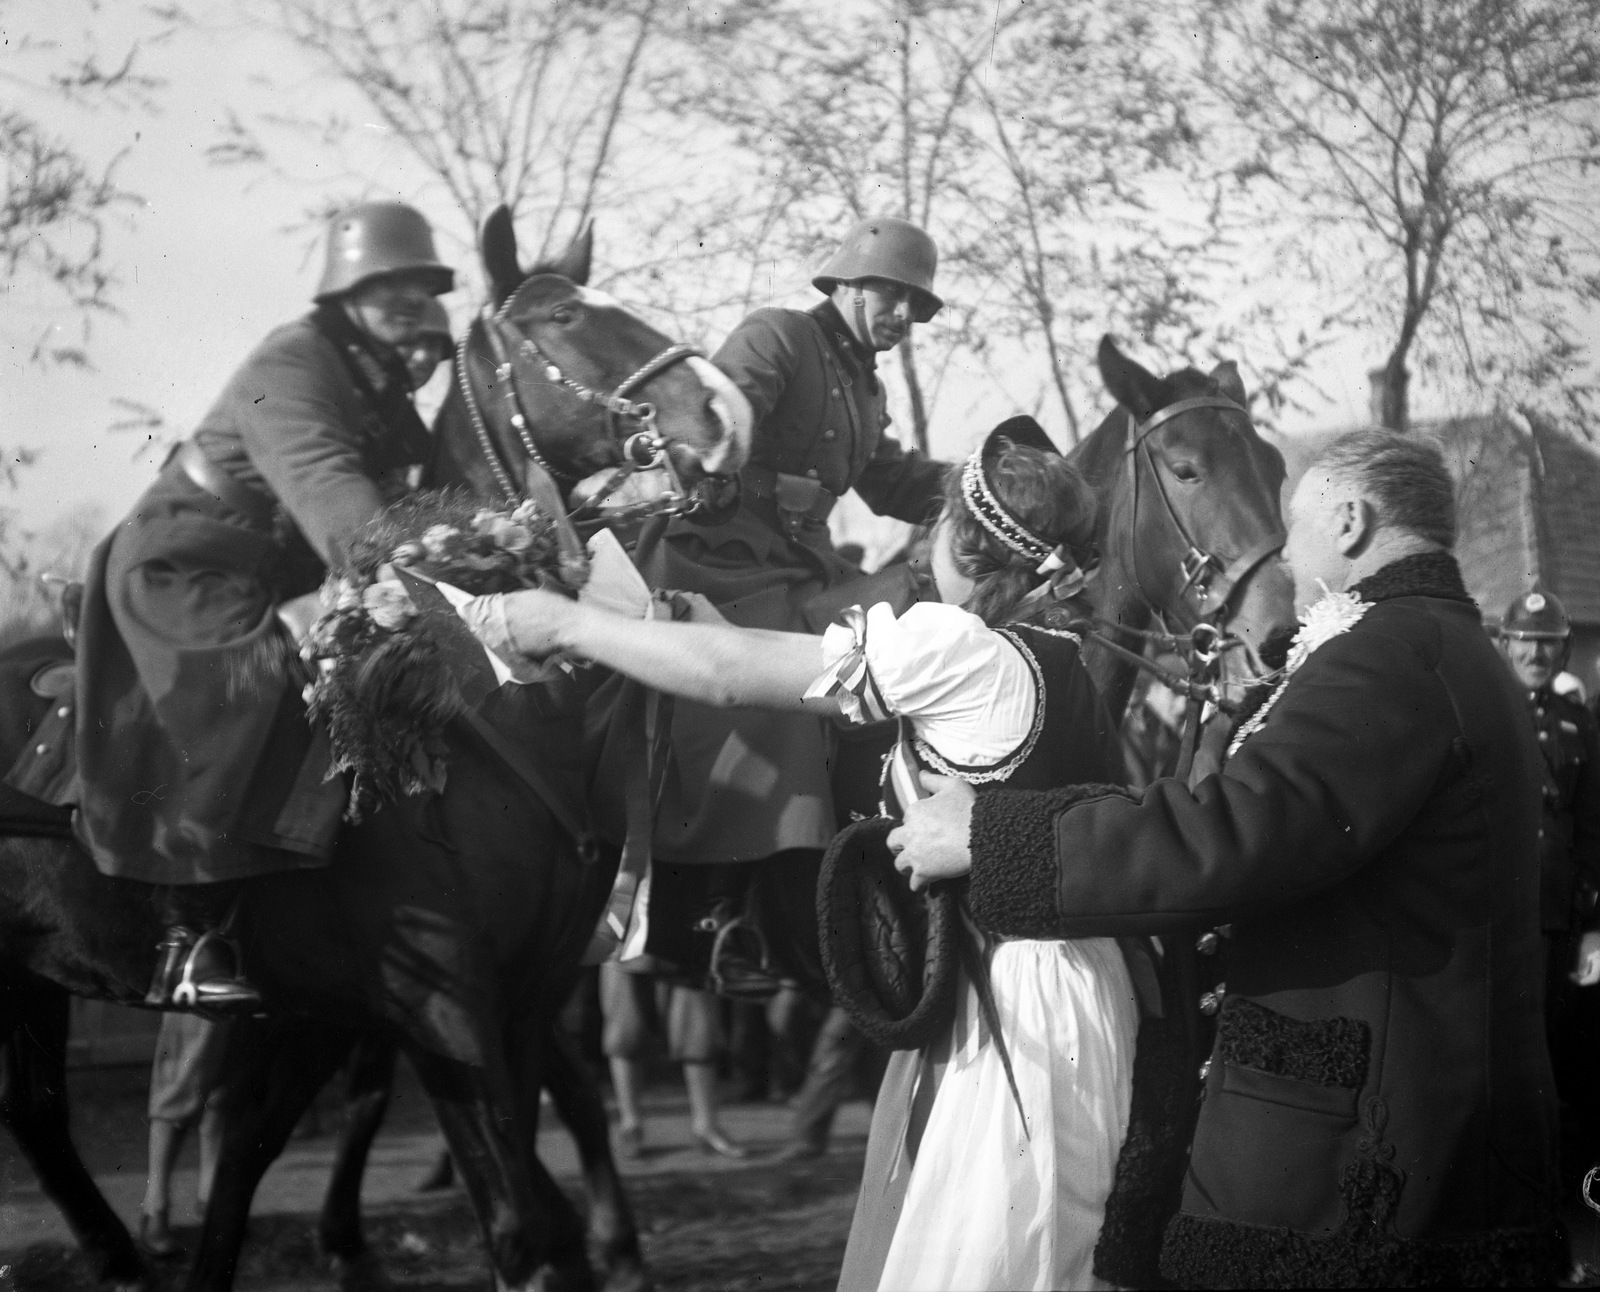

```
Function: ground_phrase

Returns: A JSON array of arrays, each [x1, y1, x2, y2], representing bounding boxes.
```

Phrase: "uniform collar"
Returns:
[[810, 300, 879, 386], [312, 303, 410, 397]]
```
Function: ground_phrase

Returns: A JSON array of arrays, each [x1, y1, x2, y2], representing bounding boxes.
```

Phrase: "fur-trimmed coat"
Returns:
[[967, 553, 1559, 1287]]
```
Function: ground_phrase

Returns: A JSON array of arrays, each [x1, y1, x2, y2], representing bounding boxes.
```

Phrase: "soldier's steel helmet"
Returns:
[[812, 217, 943, 322], [1501, 588, 1572, 640], [314, 202, 455, 302]]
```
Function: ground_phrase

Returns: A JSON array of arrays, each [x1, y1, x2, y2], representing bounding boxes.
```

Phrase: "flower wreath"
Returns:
[[303, 491, 588, 818]]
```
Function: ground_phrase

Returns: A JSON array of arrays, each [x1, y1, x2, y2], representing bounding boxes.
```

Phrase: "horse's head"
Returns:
[[443, 206, 750, 523], [1072, 336, 1296, 714]]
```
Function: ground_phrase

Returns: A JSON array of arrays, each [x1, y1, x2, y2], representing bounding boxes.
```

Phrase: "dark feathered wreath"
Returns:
[[303, 491, 587, 819]]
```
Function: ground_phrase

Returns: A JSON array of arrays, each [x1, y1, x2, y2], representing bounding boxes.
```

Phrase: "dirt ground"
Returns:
[[0, 1059, 871, 1291]]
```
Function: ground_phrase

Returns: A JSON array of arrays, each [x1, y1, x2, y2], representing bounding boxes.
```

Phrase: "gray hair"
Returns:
[[1309, 430, 1456, 550]]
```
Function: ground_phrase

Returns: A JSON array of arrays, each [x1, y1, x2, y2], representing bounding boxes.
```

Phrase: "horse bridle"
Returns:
[[1124, 395, 1286, 631], [457, 298, 707, 520], [1064, 395, 1287, 732]]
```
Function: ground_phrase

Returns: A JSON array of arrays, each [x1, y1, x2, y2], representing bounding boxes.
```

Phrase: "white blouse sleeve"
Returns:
[[816, 601, 1038, 767]]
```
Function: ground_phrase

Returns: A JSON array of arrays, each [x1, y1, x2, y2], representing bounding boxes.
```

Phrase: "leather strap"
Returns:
[[176, 440, 276, 529]]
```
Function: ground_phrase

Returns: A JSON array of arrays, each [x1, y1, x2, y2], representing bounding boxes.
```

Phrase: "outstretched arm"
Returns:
[[494, 588, 837, 714]]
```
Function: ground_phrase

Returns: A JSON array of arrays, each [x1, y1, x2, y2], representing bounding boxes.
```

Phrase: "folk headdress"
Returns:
[[960, 414, 1092, 604]]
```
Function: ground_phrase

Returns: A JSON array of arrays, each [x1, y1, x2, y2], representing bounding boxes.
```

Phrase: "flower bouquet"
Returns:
[[304, 490, 588, 819]]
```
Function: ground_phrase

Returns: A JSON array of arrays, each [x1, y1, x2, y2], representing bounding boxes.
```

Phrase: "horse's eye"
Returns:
[[550, 305, 577, 325], [1171, 461, 1202, 483]]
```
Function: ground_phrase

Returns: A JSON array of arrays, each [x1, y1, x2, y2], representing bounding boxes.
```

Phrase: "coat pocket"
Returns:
[[1188, 1063, 1358, 1233], [1184, 998, 1373, 1233]]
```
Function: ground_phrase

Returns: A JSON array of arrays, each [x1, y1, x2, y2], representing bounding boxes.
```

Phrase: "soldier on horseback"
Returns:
[[647, 215, 949, 883], [69, 201, 454, 1011]]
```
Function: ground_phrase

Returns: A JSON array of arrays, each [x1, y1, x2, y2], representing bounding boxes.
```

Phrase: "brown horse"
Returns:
[[0, 209, 747, 1292], [1070, 336, 1291, 732]]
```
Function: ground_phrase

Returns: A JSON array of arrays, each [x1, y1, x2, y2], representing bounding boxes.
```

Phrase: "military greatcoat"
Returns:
[[647, 300, 946, 863], [71, 306, 430, 885], [965, 553, 1559, 1286]]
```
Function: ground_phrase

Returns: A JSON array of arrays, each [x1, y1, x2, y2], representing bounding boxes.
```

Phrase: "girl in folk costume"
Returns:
[[458, 417, 1140, 1291]]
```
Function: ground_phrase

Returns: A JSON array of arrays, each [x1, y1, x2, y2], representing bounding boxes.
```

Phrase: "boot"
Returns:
[[146, 884, 262, 1012]]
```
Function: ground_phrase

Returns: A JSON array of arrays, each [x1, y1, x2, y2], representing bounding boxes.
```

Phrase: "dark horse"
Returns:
[[1067, 337, 1294, 1284], [0, 208, 750, 1292]]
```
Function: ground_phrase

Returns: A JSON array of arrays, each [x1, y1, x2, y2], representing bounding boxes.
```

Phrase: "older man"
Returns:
[[891, 430, 1558, 1285]]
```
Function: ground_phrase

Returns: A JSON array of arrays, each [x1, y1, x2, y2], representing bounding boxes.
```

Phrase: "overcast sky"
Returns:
[[3, 1, 1590, 561]]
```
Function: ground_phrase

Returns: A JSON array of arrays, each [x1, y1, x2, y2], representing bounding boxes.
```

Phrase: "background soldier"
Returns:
[[1499, 589, 1600, 1200], [645, 216, 950, 978]]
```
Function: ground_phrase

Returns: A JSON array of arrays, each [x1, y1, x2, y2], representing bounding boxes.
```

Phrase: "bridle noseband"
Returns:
[[458, 295, 709, 521], [1124, 395, 1286, 627]]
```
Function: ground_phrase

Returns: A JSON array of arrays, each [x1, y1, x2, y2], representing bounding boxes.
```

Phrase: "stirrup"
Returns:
[[705, 914, 783, 1002], [171, 930, 260, 1010]]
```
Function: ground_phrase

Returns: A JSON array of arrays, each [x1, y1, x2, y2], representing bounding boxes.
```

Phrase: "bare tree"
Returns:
[[219, 0, 671, 273], [1203, 0, 1600, 430], [0, 17, 161, 364], [669, 0, 1320, 448], [666, 0, 1024, 452]]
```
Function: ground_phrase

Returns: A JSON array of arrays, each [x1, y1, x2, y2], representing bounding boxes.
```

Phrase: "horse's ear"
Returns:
[[481, 205, 523, 307], [1097, 335, 1166, 419], [548, 219, 594, 286], [1210, 359, 1248, 408]]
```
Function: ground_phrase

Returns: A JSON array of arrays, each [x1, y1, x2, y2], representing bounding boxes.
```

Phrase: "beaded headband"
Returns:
[[959, 428, 1075, 576]]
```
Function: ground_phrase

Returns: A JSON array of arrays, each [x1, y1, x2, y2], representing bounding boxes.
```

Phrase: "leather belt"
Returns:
[[741, 465, 838, 523], [176, 440, 276, 530]]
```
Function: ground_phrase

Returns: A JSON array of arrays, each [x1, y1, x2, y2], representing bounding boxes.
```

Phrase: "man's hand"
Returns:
[[888, 773, 977, 892], [1572, 930, 1600, 986]]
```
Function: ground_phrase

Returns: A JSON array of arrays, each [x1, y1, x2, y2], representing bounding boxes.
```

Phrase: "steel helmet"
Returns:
[[416, 297, 453, 345], [812, 216, 943, 322], [1501, 588, 1571, 640], [314, 202, 454, 302]]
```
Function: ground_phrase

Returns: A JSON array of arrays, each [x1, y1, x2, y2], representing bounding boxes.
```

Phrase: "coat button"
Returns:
[[806, 468, 820, 479], [831, 387, 841, 398], [823, 429, 838, 441], [1540, 729, 1551, 742], [1199, 984, 1226, 1015], [1198, 1059, 1212, 1081], [35, 743, 47, 756], [1196, 930, 1220, 955], [57, 706, 69, 718]]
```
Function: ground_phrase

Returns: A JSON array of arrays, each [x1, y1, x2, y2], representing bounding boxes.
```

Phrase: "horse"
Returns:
[[1058, 336, 1293, 1285], [1068, 335, 1291, 735], [0, 207, 749, 1292]]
